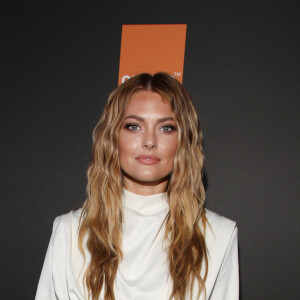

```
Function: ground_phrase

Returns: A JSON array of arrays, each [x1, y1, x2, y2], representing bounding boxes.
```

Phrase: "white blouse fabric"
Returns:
[[36, 189, 239, 300]]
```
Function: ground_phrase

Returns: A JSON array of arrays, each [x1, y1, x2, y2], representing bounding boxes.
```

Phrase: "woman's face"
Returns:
[[118, 90, 178, 195]]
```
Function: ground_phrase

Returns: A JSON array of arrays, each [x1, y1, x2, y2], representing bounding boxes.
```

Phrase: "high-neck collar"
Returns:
[[122, 188, 169, 216]]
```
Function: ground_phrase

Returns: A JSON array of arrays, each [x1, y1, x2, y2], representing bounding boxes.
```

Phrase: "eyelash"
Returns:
[[124, 123, 140, 131], [161, 125, 177, 132], [124, 123, 177, 133]]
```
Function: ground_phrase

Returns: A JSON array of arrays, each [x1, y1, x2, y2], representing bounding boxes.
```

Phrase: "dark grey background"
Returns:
[[1, 1, 299, 299]]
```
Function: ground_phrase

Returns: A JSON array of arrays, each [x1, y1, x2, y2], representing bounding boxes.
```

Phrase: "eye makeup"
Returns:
[[124, 123, 140, 131], [160, 124, 177, 133]]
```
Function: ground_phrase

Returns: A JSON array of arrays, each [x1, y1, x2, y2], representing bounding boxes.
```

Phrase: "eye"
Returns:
[[160, 125, 177, 133], [124, 123, 140, 131]]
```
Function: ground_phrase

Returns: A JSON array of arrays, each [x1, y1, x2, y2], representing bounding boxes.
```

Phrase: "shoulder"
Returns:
[[205, 209, 237, 236], [53, 208, 82, 226], [50, 208, 82, 241], [203, 210, 239, 298], [36, 208, 85, 299], [204, 209, 238, 258], [47, 208, 84, 266]]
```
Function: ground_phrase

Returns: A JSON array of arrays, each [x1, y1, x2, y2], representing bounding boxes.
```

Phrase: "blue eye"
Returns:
[[124, 123, 140, 131], [161, 125, 176, 132]]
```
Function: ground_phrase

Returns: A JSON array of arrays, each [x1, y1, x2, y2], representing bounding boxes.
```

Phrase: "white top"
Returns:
[[36, 189, 239, 299]]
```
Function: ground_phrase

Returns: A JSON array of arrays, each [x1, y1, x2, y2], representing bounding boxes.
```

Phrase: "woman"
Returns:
[[36, 73, 239, 300]]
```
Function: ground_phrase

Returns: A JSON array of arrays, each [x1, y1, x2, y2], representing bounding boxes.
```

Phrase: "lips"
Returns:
[[135, 155, 160, 165]]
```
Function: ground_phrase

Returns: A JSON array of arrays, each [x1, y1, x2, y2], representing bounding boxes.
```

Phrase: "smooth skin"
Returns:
[[118, 90, 178, 195]]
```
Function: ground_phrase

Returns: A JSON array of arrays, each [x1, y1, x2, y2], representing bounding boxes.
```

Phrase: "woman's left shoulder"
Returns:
[[202, 210, 239, 299], [205, 209, 237, 232], [204, 209, 238, 250]]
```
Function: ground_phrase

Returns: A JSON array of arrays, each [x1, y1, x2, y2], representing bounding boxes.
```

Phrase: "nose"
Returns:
[[143, 129, 157, 149]]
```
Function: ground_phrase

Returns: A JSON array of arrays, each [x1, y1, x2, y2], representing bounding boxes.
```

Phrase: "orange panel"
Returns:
[[118, 24, 187, 84]]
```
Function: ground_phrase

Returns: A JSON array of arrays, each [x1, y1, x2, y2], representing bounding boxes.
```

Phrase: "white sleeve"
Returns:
[[210, 226, 239, 300], [35, 216, 67, 300]]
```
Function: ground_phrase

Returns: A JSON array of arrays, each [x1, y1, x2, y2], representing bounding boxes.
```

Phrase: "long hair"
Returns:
[[78, 73, 208, 300]]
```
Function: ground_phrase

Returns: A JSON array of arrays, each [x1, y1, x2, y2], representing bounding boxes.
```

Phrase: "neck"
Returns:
[[123, 175, 168, 196]]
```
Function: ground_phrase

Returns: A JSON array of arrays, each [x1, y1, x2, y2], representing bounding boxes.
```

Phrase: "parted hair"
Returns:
[[78, 73, 208, 300]]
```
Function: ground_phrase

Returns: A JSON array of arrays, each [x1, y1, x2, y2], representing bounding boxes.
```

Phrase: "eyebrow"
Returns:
[[123, 115, 175, 123]]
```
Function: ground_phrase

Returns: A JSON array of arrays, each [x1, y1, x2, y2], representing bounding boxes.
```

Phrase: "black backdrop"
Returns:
[[1, 1, 299, 299]]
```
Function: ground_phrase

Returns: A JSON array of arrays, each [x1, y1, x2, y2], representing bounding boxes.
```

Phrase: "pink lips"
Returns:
[[135, 155, 160, 165]]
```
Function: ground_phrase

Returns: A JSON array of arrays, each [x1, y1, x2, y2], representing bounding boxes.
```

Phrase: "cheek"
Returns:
[[169, 141, 178, 171], [162, 137, 178, 160], [118, 136, 126, 161], [170, 142, 178, 161], [118, 134, 137, 159], [119, 138, 128, 160]]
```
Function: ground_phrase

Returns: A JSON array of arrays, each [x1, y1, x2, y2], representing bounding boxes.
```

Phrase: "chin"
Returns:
[[123, 172, 170, 185]]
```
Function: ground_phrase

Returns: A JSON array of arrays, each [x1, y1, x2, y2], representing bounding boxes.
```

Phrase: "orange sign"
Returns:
[[118, 24, 187, 84]]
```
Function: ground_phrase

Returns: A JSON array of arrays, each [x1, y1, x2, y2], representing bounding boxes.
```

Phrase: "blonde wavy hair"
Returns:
[[78, 73, 208, 300]]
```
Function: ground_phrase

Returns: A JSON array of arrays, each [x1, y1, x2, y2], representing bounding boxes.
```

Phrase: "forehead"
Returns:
[[125, 90, 172, 117]]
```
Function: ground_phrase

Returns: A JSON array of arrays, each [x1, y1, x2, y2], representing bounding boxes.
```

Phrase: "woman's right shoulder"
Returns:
[[51, 208, 83, 236], [36, 208, 86, 299]]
